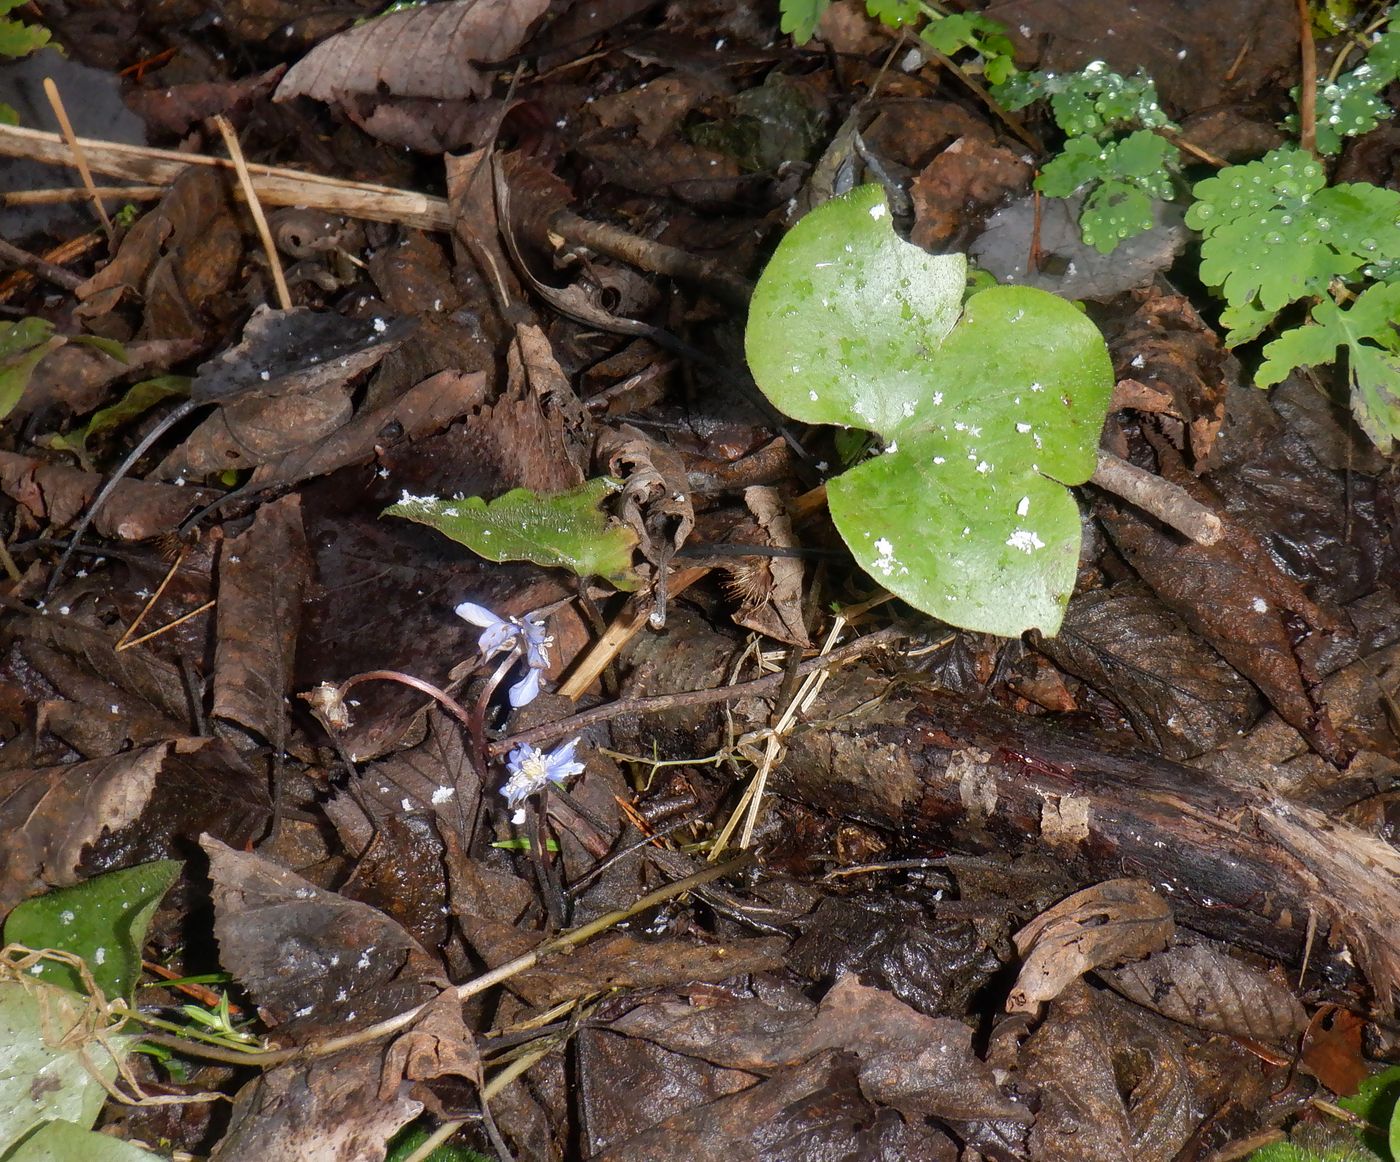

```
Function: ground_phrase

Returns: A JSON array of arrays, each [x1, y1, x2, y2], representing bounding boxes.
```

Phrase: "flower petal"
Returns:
[[508, 667, 543, 708], [477, 622, 519, 659], [455, 601, 504, 628]]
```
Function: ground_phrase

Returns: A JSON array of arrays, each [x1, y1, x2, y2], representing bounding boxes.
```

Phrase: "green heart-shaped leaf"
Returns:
[[746, 185, 1113, 636]]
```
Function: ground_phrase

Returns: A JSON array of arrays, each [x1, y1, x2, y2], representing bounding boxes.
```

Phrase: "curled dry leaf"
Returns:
[[211, 1048, 423, 1162], [1104, 285, 1234, 464], [0, 745, 165, 913], [74, 167, 242, 340], [1009, 878, 1174, 1013], [1102, 938, 1307, 1043], [720, 486, 810, 647], [379, 988, 482, 1112], [597, 422, 695, 569], [274, 0, 550, 105]]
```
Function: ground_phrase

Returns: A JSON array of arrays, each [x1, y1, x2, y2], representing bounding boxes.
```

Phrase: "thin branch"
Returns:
[[1091, 449, 1223, 545]]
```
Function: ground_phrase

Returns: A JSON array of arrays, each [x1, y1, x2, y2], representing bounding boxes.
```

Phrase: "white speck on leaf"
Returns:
[[869, 202, 887, 220], [1006, 529, 1045, 553], [1017, 496, 1030, 516]]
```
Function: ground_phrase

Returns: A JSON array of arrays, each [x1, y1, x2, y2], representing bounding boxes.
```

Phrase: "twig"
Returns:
[[42, 78, 114, 242], [495, 625, 902, 757], [548, 210, 753, 309], [213, 115, 292, 312], [3, 184, 164, 206], [1296, 0, 1318, 155], [1090, 449, 1223, 545], [0, 124, 452, 231], [0, 236, 83, 291]]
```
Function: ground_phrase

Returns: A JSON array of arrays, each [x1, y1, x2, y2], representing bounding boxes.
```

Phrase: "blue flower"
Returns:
[[500, 738, 585, 823], [455, 601, 554, 707]]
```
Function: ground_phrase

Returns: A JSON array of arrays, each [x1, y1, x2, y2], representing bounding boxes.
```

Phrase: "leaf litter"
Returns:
[[0, 1, 1398, 1159]]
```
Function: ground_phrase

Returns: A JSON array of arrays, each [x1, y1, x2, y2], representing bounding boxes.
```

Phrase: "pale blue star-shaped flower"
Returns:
[[455, 601, 554, 707], [501, 738, 585, 823]]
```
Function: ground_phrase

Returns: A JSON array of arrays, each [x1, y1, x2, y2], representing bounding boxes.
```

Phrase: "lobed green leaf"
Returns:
[[746, 185, 1113, 636]]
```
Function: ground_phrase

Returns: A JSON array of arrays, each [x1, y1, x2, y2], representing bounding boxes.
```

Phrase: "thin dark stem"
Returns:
[[46, 397, 201, 596], [1296, 0, 1318, 155], [490, 626, 903, 757]]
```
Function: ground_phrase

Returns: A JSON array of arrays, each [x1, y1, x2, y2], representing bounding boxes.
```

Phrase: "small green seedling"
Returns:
[[995, 62, 1179, 252], [746, 184, 1113, 637], [1291, 17, 1400, 154], [781, 0, 1016, 82]]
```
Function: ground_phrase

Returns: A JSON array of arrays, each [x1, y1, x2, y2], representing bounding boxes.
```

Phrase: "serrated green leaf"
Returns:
[[3, 861, 182, 1002], [865, 0, 921, 28], [746, 185, 1113, 637], [1186, 147, 1400, 340], [779, 0, 829, 42], [0, 318, 62, 421], [0, 980, 135, 1154], [0, 9, 50, 58], [385, 478, 641, 589], [1257, 282, 1400, 451], [1036, 136, 1108, 196], [747, 185, 967, 437], [1080, 181, 1156, 252]]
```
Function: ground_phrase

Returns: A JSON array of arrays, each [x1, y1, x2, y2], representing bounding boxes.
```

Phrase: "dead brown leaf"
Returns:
[[1009, 878, 1174, 1012], [202, 836, 446, 1041], [15, 337, 202, 421], [719, 486, 810, 647], [274, 0, 550, 104], [211, 1048, 422, 1162], [1103, 938, 1308, 1044], [0, 450, 217, 540], [1021, 981, 1197, 1162], [75, 166, 242, 340], [910, 135, 1033, 251], [1096, 470, 1348, 765], [611, 974, 1026, 1122], [212, 495, 309, 741], [597, 422, 695, 572], [1036, 581, 1263, 760], [0, 744, 164, 913], [1301, 1004, 1368, 1096], [1105, 286, 1234, 464]]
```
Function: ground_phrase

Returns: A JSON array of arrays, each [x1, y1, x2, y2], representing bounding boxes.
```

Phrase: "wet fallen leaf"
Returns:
[[1036, 581, 1263, 759], [1009, 878, 1174, 1012], [0, 745, 164, 913], [1103, 938, 1308, 1043], [202, 836, 446, 1040], [211, 1048, 422, 1162], [0, 450, 217, 540]]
